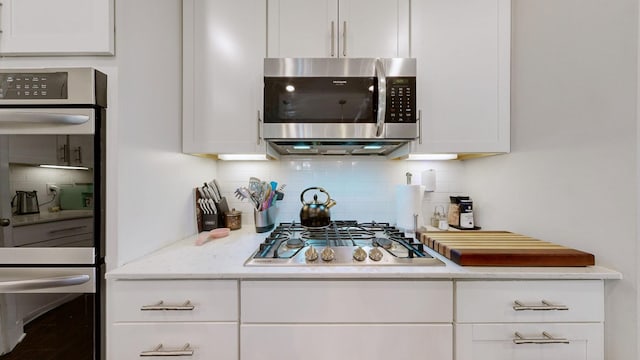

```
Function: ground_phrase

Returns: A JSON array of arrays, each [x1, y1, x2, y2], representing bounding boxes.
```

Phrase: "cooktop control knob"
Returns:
[[369, 247, 384, 262], [321, 247, 335, 262], [305, 246, 319, 262], [353, 247, 367, 262]]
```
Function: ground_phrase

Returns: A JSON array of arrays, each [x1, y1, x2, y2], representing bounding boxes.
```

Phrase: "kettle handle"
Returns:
[[300, 187, 331, 205]]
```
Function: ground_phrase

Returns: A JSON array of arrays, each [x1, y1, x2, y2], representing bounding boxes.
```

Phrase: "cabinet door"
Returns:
[[267, 0, 338, 57], [242, 324, 453, 360], [338, 0, 409, 58], [455, 323, 603, 360], [0, 0, 114, 56], [183, 0, 267, 154], [411, 0, 510, 154], [68, 135, 94, 167], [8, 135, 58, 165]]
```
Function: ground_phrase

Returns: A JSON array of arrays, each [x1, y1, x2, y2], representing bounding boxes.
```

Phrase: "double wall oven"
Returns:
[[0, 68, 106, 359]]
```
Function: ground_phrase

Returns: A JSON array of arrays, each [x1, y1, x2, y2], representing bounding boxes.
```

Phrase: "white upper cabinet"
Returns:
[[183, 0, 269, 155], [267, 0, 409, 58], [411, 0, 510, 154], [0, 0, 114, 56]]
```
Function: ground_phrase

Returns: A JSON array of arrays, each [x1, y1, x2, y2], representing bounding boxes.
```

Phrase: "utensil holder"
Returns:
[[254, 207, 278, 233]]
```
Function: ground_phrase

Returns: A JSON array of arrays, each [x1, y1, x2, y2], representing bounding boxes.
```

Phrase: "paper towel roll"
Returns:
[[395, 184, 425, 232], [421, 169, 436, 192]]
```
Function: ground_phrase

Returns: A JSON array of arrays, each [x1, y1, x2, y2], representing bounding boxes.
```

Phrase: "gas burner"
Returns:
[[286, 238, 305, 248], [373, 237, 393, 249], [245, 220, 444, 267]]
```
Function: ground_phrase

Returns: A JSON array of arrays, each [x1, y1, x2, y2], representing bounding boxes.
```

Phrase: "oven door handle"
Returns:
[[0, 111, 90, 125], [374, 58, 386, 137], [0, 274, 90, 292]]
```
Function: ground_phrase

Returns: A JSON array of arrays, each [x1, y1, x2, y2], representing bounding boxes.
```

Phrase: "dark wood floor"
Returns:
[[0, 294, 94, 360]]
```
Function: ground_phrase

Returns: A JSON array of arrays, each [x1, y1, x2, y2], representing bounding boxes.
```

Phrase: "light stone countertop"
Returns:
[[106, 228, 622, 280], [12, 210, 93, 227]]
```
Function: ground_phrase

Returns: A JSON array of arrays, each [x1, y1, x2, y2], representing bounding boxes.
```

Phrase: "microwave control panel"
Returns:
[[0, 72, 68, 99], [386, 77, 416, 123]]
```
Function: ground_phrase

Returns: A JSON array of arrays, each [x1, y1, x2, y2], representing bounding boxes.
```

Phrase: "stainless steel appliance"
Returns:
[[263, 58, 417, 156], [0, 68, 106, 359], [11, 190, 40, 215], [245, 221, 443, 266]]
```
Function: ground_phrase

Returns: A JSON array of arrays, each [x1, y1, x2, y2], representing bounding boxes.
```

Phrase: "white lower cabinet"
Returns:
[[456, 323, 603, 360], [241, 280, 454, 360], [242, 324, 452, 360], [107, 280, 239, 360], [454, 280, 605, 360], [111, 323, 237, 360]]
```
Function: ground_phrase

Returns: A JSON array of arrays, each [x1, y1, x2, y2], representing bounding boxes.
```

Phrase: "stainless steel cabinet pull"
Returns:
[[60, 143, 69, 163], [257, 110, 262, 145], [140, 343, 194, 357], [48, 225, 86, 234], [513, 331, 570, 345], [330, 21, 335, 57], [513, 300, 569, 311], [417, 109, 422, 144], [74, 146, 82, 164], [0, 218, 9, 227], [140, 300, 195, 311], [374, 59, 387, 137], [0, 111, 89, 125], [342, 21, 347, 57]]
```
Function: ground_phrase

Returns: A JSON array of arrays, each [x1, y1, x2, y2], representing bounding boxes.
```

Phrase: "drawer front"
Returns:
[[455, 323, 603, 360], [241, 280, 452, 323], [13, 218, 93, 246], [111, 280, 238, 322], [455, 280, 603, 323], [242, 324, 452, 360], [110, 322, 237, 360]]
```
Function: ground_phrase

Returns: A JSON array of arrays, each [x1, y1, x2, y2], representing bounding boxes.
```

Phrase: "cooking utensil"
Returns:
[[207, 199, 218, 214], [235, 187, 260, 209], [198, 198, 208, 214], [211, 179, 223, 200], [195, 227, 231, 246], [299, 187, 336, 228]]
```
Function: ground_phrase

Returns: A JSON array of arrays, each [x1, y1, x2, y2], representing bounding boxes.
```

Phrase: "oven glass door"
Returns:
[[0, 267, 97, 359], [0, 108, 98, 266], [264, 77, 377, 123]]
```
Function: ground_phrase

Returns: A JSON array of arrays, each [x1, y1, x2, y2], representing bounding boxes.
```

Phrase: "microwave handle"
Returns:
[[374, 59, 386, 137]]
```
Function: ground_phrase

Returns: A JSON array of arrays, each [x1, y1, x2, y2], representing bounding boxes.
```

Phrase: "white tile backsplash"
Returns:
[[216, 158, 467, 228]]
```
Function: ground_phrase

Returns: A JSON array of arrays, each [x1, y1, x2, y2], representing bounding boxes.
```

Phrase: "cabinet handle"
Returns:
[[513, 300, 569, 311], [48, 225, 87, 234], [330, 21, 335, 57], [257, 110, 262, 145], [513, 332, 570, 345], [342, 21, 347, 57], [74, 146, 82, 164], [417, 109, 422, 145], [60, 143, 69, 163], [140, 343, 194, 357], [140, 300, 195, 311]]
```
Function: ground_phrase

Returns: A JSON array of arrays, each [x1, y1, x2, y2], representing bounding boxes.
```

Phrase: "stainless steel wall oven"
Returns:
[[0, 68, 106, 359]]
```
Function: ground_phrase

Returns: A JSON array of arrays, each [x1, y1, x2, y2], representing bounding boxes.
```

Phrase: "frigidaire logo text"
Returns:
[[332, 80, 347, 86]]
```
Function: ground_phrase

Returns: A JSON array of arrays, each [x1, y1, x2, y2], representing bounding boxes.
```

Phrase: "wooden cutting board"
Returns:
[[421, 231, 595, 266]]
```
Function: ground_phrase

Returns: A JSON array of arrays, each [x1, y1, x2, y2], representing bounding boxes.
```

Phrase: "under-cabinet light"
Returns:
[[405, 154, 458, 161], [39, 164, 90, 170], [217, 154, 269, 161], [293, 145, 311, 150], [363, 145, 382, 150]]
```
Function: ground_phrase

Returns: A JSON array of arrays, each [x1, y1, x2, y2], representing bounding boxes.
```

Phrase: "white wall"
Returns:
[[464, 1, 638, 358]]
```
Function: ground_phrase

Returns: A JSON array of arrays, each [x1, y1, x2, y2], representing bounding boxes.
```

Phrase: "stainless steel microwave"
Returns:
[[263, 58, 417, 156]]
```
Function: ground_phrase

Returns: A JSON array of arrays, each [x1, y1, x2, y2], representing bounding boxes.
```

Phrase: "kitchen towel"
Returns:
[[395, 184, 425, 232]]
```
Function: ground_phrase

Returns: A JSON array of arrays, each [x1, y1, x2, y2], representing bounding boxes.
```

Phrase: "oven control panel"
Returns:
[[386, 77, 416, 123], [0, 72, 68, 99]]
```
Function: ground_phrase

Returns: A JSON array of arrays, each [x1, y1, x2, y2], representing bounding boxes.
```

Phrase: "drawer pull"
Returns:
[[513, 300, 569, 311], [513, 331, 570, 345], [140, 343, 194, 357], [48, 225, 87, 234], [140, 300, 194, 311]]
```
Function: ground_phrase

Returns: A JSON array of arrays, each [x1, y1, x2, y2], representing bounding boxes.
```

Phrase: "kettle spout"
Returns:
[[326, 199, 337, 209]]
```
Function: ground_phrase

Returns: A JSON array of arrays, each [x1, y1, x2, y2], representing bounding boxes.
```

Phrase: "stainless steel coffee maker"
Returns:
[[12, 190, 40, 215]]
